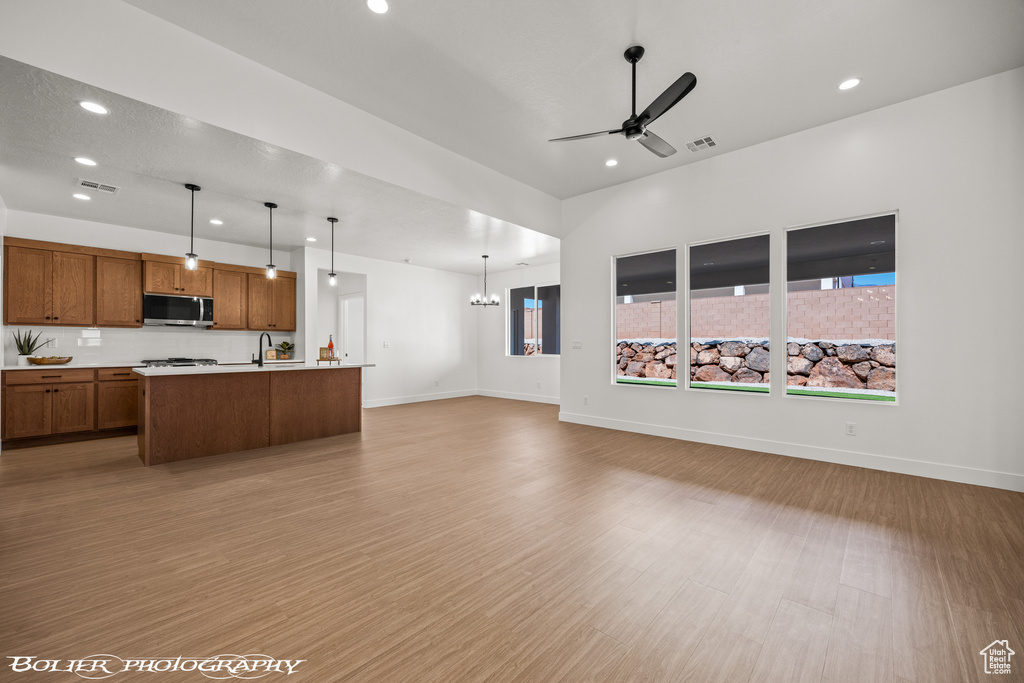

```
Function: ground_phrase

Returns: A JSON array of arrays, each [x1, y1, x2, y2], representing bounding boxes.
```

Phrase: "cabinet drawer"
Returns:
[[97, 367, 141, 381], [5, 368, 96, 385]]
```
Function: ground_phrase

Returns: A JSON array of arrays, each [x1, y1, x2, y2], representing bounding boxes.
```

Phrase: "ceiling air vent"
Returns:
[[685, 136, 717, 153], [77, 178, 120, 195]]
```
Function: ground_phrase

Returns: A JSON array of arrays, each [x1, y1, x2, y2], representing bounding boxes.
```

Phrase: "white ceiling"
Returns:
[[0, 57, 558, 275], [123, 0, 1024, 199]]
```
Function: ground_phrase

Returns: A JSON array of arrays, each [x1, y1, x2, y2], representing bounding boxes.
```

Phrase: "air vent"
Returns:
[[77, 178, 120, 194], [685, 136, 718, 153]]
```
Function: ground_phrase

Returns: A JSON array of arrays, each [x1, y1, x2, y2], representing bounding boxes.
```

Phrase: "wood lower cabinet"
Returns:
[[3, 246, 94, 326], [2, 367, 138, 445], [96, 257, 143, 327], [212, 269, 248, 329]]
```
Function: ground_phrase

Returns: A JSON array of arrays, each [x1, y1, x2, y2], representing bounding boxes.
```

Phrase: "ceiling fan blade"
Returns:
[[638, 130, 677, 157], [638, 72, 696, 125], [549, 128, 623, 142]]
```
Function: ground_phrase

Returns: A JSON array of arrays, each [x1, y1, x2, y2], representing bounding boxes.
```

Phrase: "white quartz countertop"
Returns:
[[133, 362, 374, 377], [2, 362, 145, 371]]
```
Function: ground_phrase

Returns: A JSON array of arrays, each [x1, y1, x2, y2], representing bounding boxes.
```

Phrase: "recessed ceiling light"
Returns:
[[306, 237, 317, 242], [75, 157, 97, 166], [404, 259, 413, 264], [79, 101, 109, 114], [605, 159, 618, 167], [839, 78, 861, 91], [870, 240, 886, 245], [73, 193, 91, 200], [209, 219, 223, 225], [367, 0, 388, 13], [703, 262, 714, 266]]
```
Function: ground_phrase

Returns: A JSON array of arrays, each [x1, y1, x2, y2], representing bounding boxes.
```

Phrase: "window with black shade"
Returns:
[[689, 234, 771, 393], [615, 249, 677, 386], [786, 213, 896, 402], [509, 284, 560, 356]]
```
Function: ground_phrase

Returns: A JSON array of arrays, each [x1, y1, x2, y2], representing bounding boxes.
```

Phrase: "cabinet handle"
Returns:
[[53, 388, 60, 393], [45, 316, 51, 320], [113, 373, 131, 377], [45, 389, 51, 393], [53, 317, 59, 320], [42, 375, 62, 379]]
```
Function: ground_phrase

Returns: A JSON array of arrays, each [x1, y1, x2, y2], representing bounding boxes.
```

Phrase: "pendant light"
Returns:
[[264, 202, 277, 279], [470, 255, 500, 306], [184, 183, 200, 270], [327, 217, 338, 286]]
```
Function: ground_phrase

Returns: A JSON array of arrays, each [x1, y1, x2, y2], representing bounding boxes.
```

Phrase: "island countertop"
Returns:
[[133, 362, 374, 377]]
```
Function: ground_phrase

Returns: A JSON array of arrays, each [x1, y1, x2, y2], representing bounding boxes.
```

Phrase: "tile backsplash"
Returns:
[[4, 326, 297, 366]]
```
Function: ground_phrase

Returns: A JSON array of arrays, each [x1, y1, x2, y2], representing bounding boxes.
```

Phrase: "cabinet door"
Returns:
[[212, 270, 248, 329], [4, 246, 52, 324], [272, 277, 297, 331], [97, 380, 138, 430], [52, 252, 95, 326], [144, 261, 181, 294], [96, 257, 142, 327], [52, 382, 95, 434], [181, 266, 214, 297], [247, 274, 273, 330], [4, 384, 52, 438]]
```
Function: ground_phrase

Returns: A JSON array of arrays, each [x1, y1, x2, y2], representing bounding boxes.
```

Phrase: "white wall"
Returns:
[[561, 67, 1024, 492], [476, 262, 560, 404], [301, 247, 479, 408], [0, 0, 561, 239]]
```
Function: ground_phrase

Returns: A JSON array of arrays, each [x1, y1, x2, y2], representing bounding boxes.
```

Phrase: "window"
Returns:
[[786, 214, 896, 401], [689, 234, 771, 393], [615, 249, 677, 386], [509, 284, 560, 355]]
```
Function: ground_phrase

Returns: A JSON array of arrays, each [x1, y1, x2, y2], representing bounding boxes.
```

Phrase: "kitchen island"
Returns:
[[133, 363, 373, 466]]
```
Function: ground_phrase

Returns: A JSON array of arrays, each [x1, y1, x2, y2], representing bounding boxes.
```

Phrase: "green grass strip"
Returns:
[[690, 383, 769, 393], [616, 377, 677, 387], [786, 388, 895, 401]]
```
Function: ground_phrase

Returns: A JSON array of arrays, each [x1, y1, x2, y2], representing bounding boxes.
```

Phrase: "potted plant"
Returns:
[[13, 330, 55, 366], [276, 341, 295, 360]]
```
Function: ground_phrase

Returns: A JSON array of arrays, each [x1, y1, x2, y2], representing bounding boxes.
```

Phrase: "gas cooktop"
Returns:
[[141, 358, 219, 368]]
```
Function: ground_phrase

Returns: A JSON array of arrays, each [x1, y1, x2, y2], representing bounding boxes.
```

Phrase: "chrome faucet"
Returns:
[[255, 332, 272, 367]]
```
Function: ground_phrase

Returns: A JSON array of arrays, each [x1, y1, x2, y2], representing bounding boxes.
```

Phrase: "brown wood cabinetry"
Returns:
[[3, 246, 94, 325], [247, 274, 296, 331], [143, 256, 213, 297], [211, 269, 248, 329], [97, 368, 139, 430], [2, 369, 96, 439], [2, 367, 138, 446], [96, 257, 143, 327]]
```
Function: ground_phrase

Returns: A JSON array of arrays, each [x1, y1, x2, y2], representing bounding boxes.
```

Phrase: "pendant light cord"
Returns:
[[190, 186, 195, 255]]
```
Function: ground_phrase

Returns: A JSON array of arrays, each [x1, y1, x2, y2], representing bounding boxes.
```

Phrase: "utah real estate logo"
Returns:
[[979, 640, 1015, 675]]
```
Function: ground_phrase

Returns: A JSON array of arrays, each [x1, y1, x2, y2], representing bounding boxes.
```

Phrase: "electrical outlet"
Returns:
[[536, 382, 541, 389], [845, 422, 857, 437], [572, 340, 583, 350], [383, 341, 390, 349], [583, 396, 589, 405], [47, 339, 56, 348], [435, 380, 439, 387]]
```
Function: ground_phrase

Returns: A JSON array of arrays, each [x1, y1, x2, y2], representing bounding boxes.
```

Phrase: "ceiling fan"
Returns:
[[549, 45, 696, 158]]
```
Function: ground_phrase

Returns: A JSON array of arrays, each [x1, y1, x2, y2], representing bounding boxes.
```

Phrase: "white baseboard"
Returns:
[[476, 390, 560, 405], [558, 411, 1024, 493], [363, 390, 477, 409]]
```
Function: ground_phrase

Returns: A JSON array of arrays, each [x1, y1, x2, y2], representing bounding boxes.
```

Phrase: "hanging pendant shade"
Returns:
[[470, 255, 500, 306], [265, 202, 277, 279], [184, 183, 200, 270], [327, 216, 338, 286]]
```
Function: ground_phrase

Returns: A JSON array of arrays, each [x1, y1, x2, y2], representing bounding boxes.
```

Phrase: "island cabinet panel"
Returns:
[[212, 269, 248, 329], [96, 257, 143, 327], [269, 368, 361, 445], [52, 252, 95, 326], [4, 384, 53, 439], [51, 382, 95, 433], [3, 246, 53, 324], [139, 372, 271, 465]]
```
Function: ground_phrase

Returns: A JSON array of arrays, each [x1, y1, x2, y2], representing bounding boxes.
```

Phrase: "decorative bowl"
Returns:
[[27, 356, 73, 365]]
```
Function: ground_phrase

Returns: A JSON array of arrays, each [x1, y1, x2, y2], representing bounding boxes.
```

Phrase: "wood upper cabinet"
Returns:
[[247, 274, 296, 331], [212, 269, 248, 329], [3, 246, 94, 326], [144, 258, 213, 297], [96, 257, 142, 327]]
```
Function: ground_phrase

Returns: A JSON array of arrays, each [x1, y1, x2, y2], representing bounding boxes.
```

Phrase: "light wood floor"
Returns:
[[1, 397, 1022, 682]]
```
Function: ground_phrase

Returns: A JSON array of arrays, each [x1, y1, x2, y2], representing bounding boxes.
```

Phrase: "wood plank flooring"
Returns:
[[1, 396, 1022, 682]]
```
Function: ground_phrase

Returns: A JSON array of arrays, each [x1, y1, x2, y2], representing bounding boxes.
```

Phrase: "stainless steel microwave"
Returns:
[[143, 294, 214, 327]]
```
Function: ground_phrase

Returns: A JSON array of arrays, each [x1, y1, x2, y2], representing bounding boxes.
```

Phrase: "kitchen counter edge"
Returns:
[[133, 363, 374, 377]]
